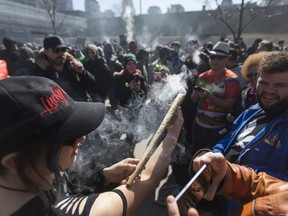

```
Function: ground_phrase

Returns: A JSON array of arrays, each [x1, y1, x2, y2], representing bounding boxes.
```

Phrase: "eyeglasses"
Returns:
[[51, 48, 67, 54], [209, 55, 227, 60]]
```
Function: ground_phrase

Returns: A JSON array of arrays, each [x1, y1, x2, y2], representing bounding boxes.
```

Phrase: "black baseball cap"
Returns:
[[43, 35, 68, 49], [0, 76, 105, 158]]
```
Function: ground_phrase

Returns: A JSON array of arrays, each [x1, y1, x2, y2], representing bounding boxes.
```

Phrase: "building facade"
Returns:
[[1, 0, 288, 47]]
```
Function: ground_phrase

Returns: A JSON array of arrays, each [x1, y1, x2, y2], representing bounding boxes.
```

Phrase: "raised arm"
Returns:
[[90, 106, 184, 216]]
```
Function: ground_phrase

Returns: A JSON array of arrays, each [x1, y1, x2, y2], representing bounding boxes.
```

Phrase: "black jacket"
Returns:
[[83, 57, 112, 102], [28, 52, 95, 102], [113, 70, 146, 106]]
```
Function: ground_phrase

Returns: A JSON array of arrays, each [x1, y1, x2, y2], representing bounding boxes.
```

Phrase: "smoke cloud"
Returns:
[[71, 71, 191, 182], [122, 5, 134, 42]]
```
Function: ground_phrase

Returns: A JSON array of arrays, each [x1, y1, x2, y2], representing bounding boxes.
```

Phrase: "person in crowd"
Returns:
[[212, 51, 288, 181], [226, 48, 246, 89], [151, 46, 174, 74], [227, 51, 269, 123], [26, 34, 96, 102], [190, 41, 241, 156], [119, 34, 128, 52], [128, 40, 139, 55], [257, 40, 274, 52], [278, 40, 285, 51], [12, 46, 35, 76], [166, 151, 288, 216], [103, 42, 123, 110], [136, 49, 150, 87], [114, 53, 147, 106], [246, 38, 262, 56], [149, 44, 163, 64], [185, 40, 200, 57], [83, 43, 112, 103], [152, 64, 170, 84], [0, 36, 20, 75], [0, 75, 184, 215], [170, 41, 183, 74]]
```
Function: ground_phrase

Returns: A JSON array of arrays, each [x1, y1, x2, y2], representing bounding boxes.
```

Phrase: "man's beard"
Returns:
[[257, 93, 288, 119]]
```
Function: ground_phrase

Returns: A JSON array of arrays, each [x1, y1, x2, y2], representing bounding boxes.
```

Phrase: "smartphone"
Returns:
[[176, 164, 211, 215], [175, 164, 206, 202], [134, 75, 139, 82]]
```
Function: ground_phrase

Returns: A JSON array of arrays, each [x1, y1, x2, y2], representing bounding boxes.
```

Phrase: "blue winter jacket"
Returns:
[[212, 104, 288, 181]]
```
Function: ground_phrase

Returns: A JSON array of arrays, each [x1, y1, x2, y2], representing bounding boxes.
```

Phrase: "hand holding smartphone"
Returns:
[[176, 164, 212, 215]]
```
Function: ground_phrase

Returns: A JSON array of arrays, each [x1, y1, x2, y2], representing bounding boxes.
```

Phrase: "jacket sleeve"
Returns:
[[219, 162, 288, 215], [247, 164, 288, 181]]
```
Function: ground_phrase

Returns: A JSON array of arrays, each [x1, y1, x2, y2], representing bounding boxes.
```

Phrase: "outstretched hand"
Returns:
[[103, 158, 139, 185]]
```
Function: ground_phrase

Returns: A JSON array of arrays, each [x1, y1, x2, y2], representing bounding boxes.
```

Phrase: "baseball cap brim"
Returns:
[[46, 101, 106, 142], [55, 44, 70, 49]]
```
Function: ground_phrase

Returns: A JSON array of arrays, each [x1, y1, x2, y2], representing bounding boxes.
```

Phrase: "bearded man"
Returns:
[[210, 51, 288, 181], [26, 35, 95, 102]]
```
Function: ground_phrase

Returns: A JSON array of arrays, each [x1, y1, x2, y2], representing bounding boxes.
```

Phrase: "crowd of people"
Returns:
[[0, 33, 288, 215]]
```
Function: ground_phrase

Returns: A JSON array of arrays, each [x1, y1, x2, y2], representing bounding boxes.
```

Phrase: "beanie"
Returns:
[[123, 53, 136, 66], [87, 44, 98, 55]]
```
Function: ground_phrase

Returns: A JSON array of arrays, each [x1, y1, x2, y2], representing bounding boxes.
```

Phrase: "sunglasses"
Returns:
[[209, 55, 227, 60], [51, 47, 67, 54]]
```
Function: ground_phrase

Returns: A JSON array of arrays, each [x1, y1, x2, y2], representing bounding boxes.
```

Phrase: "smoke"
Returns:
[[71, 71, 191, 181], [122, 5, 134, 42]]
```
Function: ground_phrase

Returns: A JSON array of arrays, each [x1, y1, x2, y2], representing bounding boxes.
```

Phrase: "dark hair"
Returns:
[[228, 48, 239, 62], [258, 52, 288, 75], [159, 47, 171, 58], [0, 137, 62, 193]]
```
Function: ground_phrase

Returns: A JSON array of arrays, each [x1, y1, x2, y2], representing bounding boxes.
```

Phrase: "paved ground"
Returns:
[[133, 136, 176, 216]]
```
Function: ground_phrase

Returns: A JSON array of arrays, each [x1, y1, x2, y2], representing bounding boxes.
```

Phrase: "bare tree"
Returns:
[[41, 0, 67, 35], [202, 0, 275, 42]]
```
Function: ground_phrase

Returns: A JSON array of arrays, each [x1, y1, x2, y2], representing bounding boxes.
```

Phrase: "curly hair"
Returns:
[[258, 51, 288, 75], [241, 51, 269, 79]]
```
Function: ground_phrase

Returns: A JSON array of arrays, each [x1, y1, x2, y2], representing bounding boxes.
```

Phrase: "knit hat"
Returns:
[[0, 76, 105, 158], [87, 44, 98, 55], [123, 53, 137, 66]]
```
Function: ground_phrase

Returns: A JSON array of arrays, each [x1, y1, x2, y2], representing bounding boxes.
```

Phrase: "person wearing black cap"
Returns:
[[0, 36, 20, 75], [0, 76, 184, 215], [113, 53, 147, 107], [26, 34, 96, 102]]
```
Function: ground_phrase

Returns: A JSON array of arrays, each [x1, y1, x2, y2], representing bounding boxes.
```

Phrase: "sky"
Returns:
[[72, 0, 205, 15]]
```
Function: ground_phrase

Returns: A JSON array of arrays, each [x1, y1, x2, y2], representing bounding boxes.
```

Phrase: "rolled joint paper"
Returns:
[[126, 92, 186, 186]]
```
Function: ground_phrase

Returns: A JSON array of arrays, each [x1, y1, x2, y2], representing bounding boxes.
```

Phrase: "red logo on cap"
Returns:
[[40, 87, 69, 116]]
